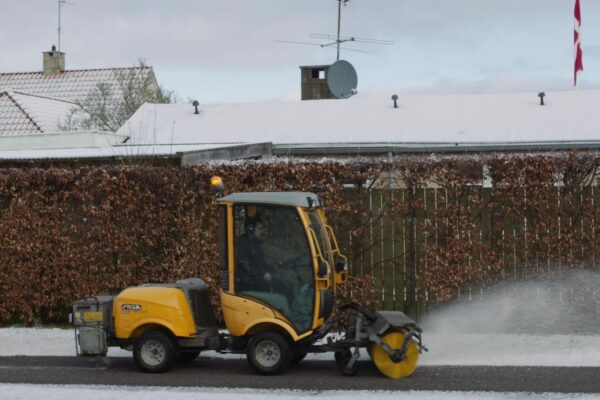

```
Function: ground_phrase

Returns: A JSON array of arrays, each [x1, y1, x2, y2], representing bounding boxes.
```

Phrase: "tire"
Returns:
[[133, 330, 177, 373], [291, 350, 307, 365], [342, 362, 360, 376], [335, 349, 359, 376], [178, 350, 201, 363], [334, 349, 351, 366], [247, 331, 291, 375]]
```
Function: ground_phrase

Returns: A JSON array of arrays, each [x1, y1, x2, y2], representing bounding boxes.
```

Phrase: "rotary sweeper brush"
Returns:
[[71, 178, 426, 378]]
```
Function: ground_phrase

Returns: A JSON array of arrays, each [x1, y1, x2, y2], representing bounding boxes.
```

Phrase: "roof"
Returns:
[[273, 141, 600, 155], [0, 91, 76, 135], [0, 141, 268, 163], [0, 67, 155, 105], [218, 192, 322, 208], [118, 90, 600, 147]]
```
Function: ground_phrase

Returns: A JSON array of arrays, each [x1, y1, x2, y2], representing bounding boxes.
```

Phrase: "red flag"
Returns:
[[574, 0, 583, 86]]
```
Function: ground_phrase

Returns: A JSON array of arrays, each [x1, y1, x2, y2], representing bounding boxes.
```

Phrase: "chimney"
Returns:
[[299, 65, 336, 100], [43, 45, 65, 75]]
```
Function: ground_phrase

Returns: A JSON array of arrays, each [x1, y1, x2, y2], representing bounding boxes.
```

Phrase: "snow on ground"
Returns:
[[2, 327, 600, 367], [3, 273, 600, 398], [2, 384, 600, 400]]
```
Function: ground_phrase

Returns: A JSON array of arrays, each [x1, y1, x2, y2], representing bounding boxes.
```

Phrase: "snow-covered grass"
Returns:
[[2, 384, 600, 400]]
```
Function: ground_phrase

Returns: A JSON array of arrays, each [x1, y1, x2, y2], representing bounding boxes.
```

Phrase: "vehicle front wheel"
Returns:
[[247, 331, 291, 375], [133, 330, 177, 373]]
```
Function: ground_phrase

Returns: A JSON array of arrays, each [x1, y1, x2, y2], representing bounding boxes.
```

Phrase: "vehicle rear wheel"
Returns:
[[247, 331, 291, 375], [178, 350, 201, 363], [133, 330, 177, 373]]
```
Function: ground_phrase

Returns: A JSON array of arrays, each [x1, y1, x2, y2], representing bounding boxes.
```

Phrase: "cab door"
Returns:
[[230, 204, 316, 334]]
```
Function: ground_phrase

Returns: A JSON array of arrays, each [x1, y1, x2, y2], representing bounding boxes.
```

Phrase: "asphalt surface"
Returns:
[[0, 356, 599, 393]]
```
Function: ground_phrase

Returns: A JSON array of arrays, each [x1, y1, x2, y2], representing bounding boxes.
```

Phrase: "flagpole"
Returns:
[[574, 0, 583, 89]]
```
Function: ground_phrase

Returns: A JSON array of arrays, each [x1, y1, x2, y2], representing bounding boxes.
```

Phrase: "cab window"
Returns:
[[233, 205, 315, 333]]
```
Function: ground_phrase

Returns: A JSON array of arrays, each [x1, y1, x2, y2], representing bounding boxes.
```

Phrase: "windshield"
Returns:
[[233, 205, 315, 333]]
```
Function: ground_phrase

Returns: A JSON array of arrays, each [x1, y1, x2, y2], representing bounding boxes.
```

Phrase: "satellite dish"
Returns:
[[326, 60, 358, 99]]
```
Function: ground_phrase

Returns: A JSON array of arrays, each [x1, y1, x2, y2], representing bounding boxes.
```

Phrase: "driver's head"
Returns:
[[253, 220, 267, 240], [245, 217, 266, 240]]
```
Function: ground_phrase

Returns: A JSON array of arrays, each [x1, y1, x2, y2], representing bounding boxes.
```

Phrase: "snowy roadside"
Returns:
[[2, 384, 600, 400], [2, 328, 600, 367], [2, 328, 600, 399]]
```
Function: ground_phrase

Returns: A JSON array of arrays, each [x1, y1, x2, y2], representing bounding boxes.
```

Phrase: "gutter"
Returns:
[[272, 141, 600, 155]]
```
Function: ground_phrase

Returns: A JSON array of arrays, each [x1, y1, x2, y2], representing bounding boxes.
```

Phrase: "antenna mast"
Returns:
[[275, 0, 394, 58], [58, 0, 63, 51], [58, 0, 73, 51], [336, 0, 349, 60]]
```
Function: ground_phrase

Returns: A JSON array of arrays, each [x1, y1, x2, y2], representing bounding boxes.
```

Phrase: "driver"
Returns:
[[236, 216, 274, 290]]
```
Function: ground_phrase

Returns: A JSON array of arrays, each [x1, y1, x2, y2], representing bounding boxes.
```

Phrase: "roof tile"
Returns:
[[0, 67, 153, 105]]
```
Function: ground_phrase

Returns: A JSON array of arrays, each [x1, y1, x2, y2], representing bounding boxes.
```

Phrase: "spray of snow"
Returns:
[[419, 269, 600, 366], [423, 269, 600, 335]]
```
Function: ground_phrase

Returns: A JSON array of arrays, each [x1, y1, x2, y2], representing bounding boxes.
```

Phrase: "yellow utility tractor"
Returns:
[[72, 184, 426, 378]]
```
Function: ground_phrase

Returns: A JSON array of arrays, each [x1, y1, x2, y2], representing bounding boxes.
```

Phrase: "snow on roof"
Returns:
[[0, 91, 76, 135], [0, 143, 254, 161], [0, 67, 154, 105], [119, 90, 600, 145]]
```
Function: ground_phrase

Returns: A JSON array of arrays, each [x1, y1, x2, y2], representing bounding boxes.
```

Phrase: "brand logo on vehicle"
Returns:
[[121, 304, 142, 312]]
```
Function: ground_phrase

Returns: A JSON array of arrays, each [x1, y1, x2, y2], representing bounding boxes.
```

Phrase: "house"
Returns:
[[1, 54, 600, 166], [0, 47, 196, 165], [0, 47, 159, 107], [0, 90, 76, 135], [118, 89, 600, 157]]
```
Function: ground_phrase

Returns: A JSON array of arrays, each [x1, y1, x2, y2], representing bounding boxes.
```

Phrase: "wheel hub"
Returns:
[[141, 339, 166, 366], [255, 340, 281, 368]]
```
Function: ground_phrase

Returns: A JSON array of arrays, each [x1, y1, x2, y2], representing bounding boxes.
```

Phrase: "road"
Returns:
[[0, 356, 598, 393]]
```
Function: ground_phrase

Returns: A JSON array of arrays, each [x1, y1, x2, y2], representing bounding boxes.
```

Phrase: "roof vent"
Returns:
[[538, 92, 545, 106], [192, 100, 200, 114], [391, 94, 399, 108]]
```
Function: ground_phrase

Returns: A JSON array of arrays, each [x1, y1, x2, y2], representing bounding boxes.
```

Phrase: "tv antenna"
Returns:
[[58, 0, 75, 51], [275, 0, 394, 60]]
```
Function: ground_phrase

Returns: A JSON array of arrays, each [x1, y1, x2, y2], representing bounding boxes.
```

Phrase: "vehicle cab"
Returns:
[[216, 192, 348, 341]]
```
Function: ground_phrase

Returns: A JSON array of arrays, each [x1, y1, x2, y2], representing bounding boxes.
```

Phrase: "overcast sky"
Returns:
[[1, 0, 599, 103]]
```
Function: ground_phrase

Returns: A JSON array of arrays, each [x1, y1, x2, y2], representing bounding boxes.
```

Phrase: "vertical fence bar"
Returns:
[[380, 191, 385, 303], [524, 187, 528, 278], [413, 193, 418, 319], [423, 187, 427, 315], [558, 185, 562, 274], [369, 189, 373, 278], [402, 189, 407, 310], [593, 186, 596, 269], [581, 185, 584, 262], [513, 225, 517, 280], [391, 189, 396, 309]]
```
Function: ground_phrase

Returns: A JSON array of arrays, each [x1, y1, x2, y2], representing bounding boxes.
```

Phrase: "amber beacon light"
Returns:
[[210, 176, 224, 193]]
